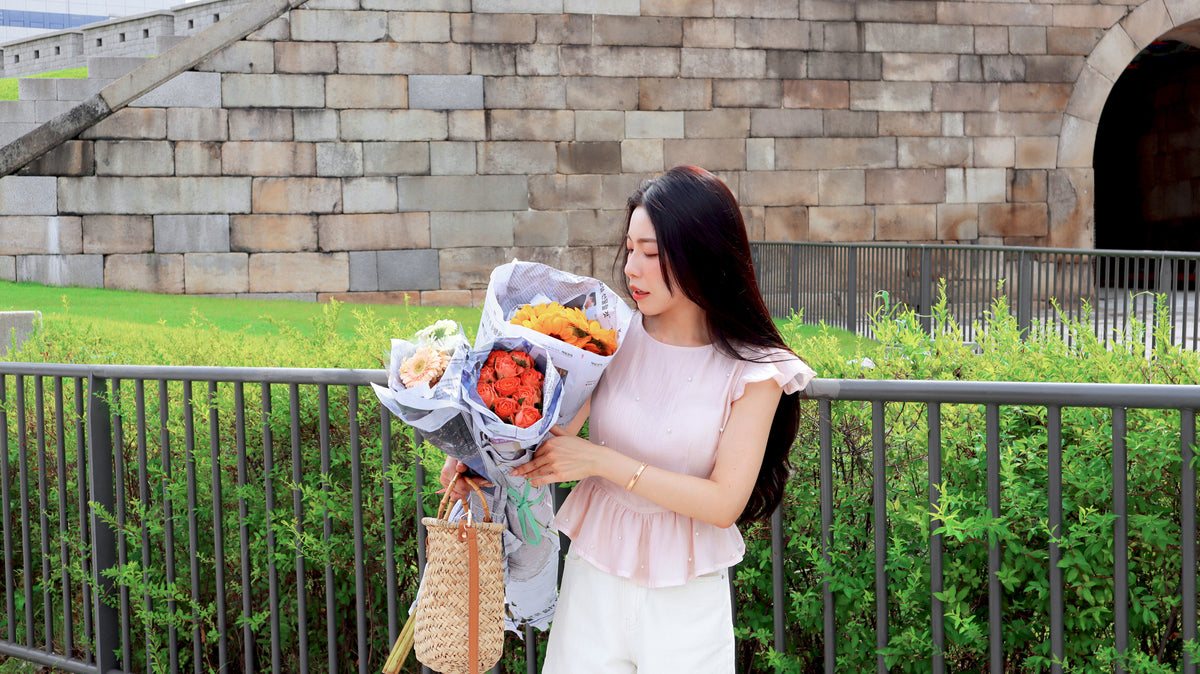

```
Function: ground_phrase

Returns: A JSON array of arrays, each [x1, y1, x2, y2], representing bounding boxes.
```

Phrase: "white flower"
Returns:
[[414, 319, 467, 355]]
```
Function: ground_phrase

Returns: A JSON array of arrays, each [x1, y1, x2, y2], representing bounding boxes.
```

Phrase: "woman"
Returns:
[[446, 166, 815, 672]]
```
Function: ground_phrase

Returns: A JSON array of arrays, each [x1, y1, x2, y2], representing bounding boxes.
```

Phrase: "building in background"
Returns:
[[0, 1, 195, 42]]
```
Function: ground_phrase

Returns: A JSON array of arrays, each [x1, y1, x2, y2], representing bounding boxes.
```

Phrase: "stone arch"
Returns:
[[1058, 0, 1200, 168]]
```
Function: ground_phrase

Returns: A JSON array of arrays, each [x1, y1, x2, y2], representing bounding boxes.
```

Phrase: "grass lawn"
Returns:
[[0, 67, 88, 101], [0, 280, 869, 366]]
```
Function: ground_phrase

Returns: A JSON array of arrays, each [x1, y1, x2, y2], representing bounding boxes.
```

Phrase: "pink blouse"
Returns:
[[551, 313, 816, 588]]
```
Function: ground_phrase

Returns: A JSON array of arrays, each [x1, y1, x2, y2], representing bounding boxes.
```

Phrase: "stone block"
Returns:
[[875, 204, 935, 241], [0, 177, 56, 216], [964, 112, 1062, 137], [343, 177, 398, 213], [397, 175, 529, 211], [565, 0, 641, 15], [882, 53, 958, 82], [1064, 64, 1111, 124], [1009, 26, 1047, 55], [514, 210, 567, 246], [1046, 168, 1092, 249], [712, 79, 782, 107], [478, 141, 557, 174], [740, 171, 818, 206], [451, 13, 536, 43], [290, 10, 388, 42], [248, 16, 290, 41], [1000, 82, 1073, 114], [484, 77, 565, 109], [474, 0, 561, 13], [736, 19, 811, 50], [603, 174, 650, 209], [685, 109, 750, 138], [865, 169, 944, 205], [0, 257, 12, 282], [19, 142, 93, 177], [427, 142, 474, 175], [153, 214, 230, 254], [965, 167, 1007, 203], [575, 110, 625, 141], [326, 75, 408, 109], [557, 142, 622, 174], [1015, 136, 1057, 169], [94, 141, 173, 176], [82, 215, 152, 254], [529, 174, 602, 210], [1047, 27, 1102, 56], [638, 78, 710, 111], [818, 169, 865, 206], [229, 109, 294, 141], [220, 142, 315, 177], [1054, 5, 1126, 29], [932, 82, 999, 112], [750, 109, 822, 137], [429, 211, 514, 248], [824, 110, 877, 138], [683, 18, 734, 48], [167, 108, 229, 142], [681, 48, 765, 78], [975, 26, 1009, 55], [348, 251, 379, 291], [809, 52, 882, 81], [560, 46, 679, 77], [174, 142, 223, 176], [876, 113, 938, 137], [864, 22, 972, 53], [338, 43, 472, 75], [252, 178, 342, 214], [594, 16, 682, 46], [409, 75, 483, 110], [568, 78, 638, 110], [15, 255, 101, 287], [979, 203, 1047, 238], [943, 113, 964, 137], [625, 111, 684, 139], [390, 12, 452, 42], [131, 72, 222, 109], [937, 2, 1050, 26], [535, 14, 593, 44], [776, 138, 896, 170], [808, 206, 873, 242], [643, 0, 712, 16], [1024, 55, 1084, 83], [315, 143, 364, 177], [318, 212, 429, 250], [663, 138, 745, 171], [488, 110, 574, 140], [362, 0, 469, 9], [222, 74, 325, 109], [1056, 114, 1096, 169], [898, 138, 971, 168], [850, 81, 932, 112], [1009, 169, 1047, 203], [517, 44, 560, 76], [621, 139, 664, 172], [185, 253, 248, 294], [230, 214, 318, 252], [377, 249, 440, 291], [365, 142, 432, 176], [566, 209, 624, 246], [821, 21, 860, 51], [974, 137, 1015, 168], [55, 79, 110, 101], [103, 254, 183, 293], [982, 55, 1026, 83], [714, 0, 797, 18], [937, 204, 978, 240], [472, 44, 517, 76], [783, 80, 849, 109], [294, 109, 338, 142], [249, 252, 349, 293], [17, 79, 58, 102], [198, 41, 275, 74], [275, 42, 338, 73], [0, 216, 81, 254], [341, 110, 448, 141], [0, 311, 39, 355], [763, 206, 807, 241], [80, 108, 166, 140]]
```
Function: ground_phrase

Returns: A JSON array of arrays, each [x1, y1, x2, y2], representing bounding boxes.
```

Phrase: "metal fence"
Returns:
[[0, 363, 1197, 673], [751, 242, 1200, 349]]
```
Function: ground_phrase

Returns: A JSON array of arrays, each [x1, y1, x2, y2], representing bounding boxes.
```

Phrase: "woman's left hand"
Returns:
[[511, 426, 605, 487]]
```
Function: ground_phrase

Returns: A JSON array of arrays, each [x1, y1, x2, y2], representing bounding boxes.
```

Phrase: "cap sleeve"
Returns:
[[732, 350, 816, 402]]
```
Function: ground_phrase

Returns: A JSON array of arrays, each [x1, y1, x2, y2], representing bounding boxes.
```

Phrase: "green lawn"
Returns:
[[0, 67, 88, 101]]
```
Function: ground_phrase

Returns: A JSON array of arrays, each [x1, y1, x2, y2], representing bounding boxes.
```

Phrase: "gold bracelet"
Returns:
[[625, 462, 648, 492]]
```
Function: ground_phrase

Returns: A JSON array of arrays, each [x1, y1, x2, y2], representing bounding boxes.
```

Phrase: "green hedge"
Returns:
[[2, 292, 1198, 672]]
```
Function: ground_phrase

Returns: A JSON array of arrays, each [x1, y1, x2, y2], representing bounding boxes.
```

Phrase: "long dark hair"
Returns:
[[616, 165, 802, 524]]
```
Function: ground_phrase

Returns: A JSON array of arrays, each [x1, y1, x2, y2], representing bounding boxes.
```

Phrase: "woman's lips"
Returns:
[[630, 287, 649, 301]]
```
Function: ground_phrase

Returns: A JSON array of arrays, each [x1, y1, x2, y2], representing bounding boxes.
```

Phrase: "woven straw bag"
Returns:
[[413, 474, 506, 674]]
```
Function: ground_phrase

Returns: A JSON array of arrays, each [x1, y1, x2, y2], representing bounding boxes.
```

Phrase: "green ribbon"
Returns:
[[507, 482, 544, 545]]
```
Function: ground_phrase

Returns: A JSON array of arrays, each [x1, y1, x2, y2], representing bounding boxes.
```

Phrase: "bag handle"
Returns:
[[437, 471, 492, 523]]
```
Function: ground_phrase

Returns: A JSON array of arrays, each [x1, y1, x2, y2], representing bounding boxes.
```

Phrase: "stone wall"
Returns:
[[0, 0, 1196, 307]]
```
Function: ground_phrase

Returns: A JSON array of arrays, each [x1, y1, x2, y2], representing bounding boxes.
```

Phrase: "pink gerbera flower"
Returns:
[[398, 346, 449, 388]]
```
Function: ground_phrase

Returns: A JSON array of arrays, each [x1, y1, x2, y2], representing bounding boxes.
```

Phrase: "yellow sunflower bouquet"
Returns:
[[510, 302, 619, 357]]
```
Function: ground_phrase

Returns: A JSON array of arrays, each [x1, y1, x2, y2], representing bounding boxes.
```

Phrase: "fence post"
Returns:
[[789, 244, 800, 319], [846, 246, 858, 334], [87, 375, 121, 674], [1017, 251, 1033, 338], [919, 246, 933, 333]]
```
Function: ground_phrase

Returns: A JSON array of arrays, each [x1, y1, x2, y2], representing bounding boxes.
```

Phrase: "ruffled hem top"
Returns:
[[551, 313, 816, 588]]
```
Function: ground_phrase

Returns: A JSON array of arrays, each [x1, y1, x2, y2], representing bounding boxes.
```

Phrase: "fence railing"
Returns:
[[751, 242, 1200, 349], [0, 363, 1197, 673]]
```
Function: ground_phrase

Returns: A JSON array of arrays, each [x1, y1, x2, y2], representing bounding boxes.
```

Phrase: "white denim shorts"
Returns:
[[542, 552, 735, 674]]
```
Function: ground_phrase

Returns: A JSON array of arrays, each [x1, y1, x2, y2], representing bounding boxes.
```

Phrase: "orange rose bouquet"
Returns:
[[461, 338, 562, 446]]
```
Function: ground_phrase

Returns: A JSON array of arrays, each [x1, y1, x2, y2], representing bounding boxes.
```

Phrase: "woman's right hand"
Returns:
[[438, 456, 490, 503]]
